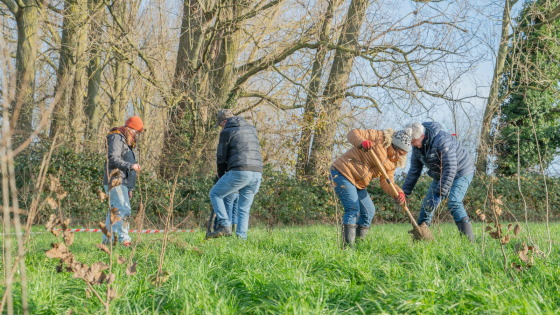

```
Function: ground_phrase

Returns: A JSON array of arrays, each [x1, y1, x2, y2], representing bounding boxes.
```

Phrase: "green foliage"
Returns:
[[14, 145, 560, 227], [495, 0, 560, 175], [6, 224, 560, 313]]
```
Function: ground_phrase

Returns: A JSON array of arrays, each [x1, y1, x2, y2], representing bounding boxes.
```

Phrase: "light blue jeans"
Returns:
[[209, 171, 262, 239], [417, 173, 474, 225], [329, 167, 376, 226], [213, 192, 239, 229], [103, 185, 131, 243]]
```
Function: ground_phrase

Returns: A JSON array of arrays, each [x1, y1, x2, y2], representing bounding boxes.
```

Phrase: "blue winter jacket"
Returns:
[[216, 116, 263, 177], [402, 122, 474, 197]]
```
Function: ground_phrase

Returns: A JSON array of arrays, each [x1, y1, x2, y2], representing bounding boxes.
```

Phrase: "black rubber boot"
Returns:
[[206, 224, 232, 238], [455, 217, 475, 242], [342, 224, 357, 248], [356, 225, 370, 242]]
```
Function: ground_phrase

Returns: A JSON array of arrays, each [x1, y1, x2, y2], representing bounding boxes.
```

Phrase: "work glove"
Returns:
[[394, 192, 406, 205], [424, 193, 442, 212], [360, 140, 373, 152]]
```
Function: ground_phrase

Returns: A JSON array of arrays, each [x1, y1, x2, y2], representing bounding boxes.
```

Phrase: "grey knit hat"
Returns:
[[392, 128, 413, 152]]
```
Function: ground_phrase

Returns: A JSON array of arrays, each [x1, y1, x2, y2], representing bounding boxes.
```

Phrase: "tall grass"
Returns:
[[5, 223, 560, 314]]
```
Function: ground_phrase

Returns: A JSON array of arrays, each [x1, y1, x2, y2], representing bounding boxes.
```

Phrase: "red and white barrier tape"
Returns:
[[2, 229, 197, 235], [57, 229, 197, 234]]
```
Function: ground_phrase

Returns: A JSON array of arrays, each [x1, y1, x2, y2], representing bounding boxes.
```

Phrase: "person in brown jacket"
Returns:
[[330, 127, 412, 247]]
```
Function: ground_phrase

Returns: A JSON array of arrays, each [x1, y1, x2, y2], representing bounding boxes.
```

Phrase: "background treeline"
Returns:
[[2, 0, 560, 227]]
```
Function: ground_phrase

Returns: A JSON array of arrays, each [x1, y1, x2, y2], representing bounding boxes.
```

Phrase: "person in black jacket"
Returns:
[[402, 122, 476, 241], [102, 116, 143, 246], [207, 109, 263, 239]]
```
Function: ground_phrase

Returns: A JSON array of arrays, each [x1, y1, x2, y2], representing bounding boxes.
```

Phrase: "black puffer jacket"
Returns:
[[402, 122, 474, 197], [103, 133, 137, 191], [216, 116, 263, 177]]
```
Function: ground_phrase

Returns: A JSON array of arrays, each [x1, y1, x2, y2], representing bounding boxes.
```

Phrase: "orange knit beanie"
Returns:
[[125, 116, 144, 133]]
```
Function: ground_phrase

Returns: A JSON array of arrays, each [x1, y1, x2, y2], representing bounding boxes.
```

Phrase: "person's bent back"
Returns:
[[207, 110, 263, 239]]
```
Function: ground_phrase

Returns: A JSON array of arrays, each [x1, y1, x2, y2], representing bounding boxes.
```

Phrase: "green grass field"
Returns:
[[6, 223, 560, 314]]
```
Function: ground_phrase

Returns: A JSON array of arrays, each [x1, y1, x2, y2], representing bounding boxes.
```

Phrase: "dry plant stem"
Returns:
[[6, 133, 29, 314], [516, 128, 533, 244], [490, 116, 507, 272], [1, 136, 14, 315], [157, 164, 182, 286], [525, 104, 552, 256], [25, 134, 58, 244]]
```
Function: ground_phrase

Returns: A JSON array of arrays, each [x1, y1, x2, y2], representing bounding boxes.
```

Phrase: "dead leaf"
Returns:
[[117, 254, 127, 265], [479, 214, 486, 221], [110, 177, 121, 189], [50, 229, 60, 237], [99, 222, 111, 239], [85, 288, 91, 299], [110, 208, 121, 224], [514, 224, 521, 236], [489, 230, 500, 239], [507, 223, 513, 231], [106, 273, 116, 285], [126, 261, 137, 276], [46, 197, 59, 209], [91, 262, 109, 271], [485, 226, 493, 232], [62, 219, 71, 231], [110, 169, 120, 178], [476, 209, 482, 215], [519, 245, 529, 263], [49, 174, 61, 192], [107, 287, 116, 301], [95, 243, 110, 255], [500, 235, 510, 245], [63, 231, 75, 246], [56, 190, 68, 200], [46, 214, 60, 230], [97, 189, 108, 202], [515, 242, 521, 253]]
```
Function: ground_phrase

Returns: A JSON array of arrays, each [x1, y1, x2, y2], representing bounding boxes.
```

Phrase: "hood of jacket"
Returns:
[[224, 116, 249, 129]]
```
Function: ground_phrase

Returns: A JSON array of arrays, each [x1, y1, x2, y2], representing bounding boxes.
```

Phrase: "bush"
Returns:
[[13, 146, 560, 228]]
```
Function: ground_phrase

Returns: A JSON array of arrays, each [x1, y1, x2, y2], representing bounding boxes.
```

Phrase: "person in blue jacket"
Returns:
[[401, 122, 475, 242]]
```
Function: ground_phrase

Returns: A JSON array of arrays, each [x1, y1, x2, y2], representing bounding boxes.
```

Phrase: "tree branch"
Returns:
[[238, 92, 303, 111], [1, 0, 18, 15]]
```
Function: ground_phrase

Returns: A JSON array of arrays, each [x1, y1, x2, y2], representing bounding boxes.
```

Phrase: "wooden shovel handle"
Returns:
[[368, 149, 420, 229]]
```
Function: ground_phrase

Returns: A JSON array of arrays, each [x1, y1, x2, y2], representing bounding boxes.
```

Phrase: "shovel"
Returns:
[[368, 149, 434, 241]]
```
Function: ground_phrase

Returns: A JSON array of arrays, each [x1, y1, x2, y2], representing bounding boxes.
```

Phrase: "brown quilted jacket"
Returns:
[[331, 129, 405, 197]]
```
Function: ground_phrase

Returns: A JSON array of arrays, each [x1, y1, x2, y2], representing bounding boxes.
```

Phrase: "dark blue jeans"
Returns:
[[213, 192, 239, 229], [417, 173, 474, 225], [329, 167, 376, 226]]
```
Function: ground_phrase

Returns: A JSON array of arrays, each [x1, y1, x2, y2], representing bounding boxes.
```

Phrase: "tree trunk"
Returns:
[[109, 0, 128, 127], [50, 0, 89, 144], [296, 0, 340, 177], [305, 0, 369, 176], [11, 1, 39, 144], [69, 0, 89, 150], [476, 0, 512, 174], [85, 0, 103, 143]]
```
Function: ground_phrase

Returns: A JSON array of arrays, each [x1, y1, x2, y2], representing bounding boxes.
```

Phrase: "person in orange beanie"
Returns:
[[102, 116, 144, 246]]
